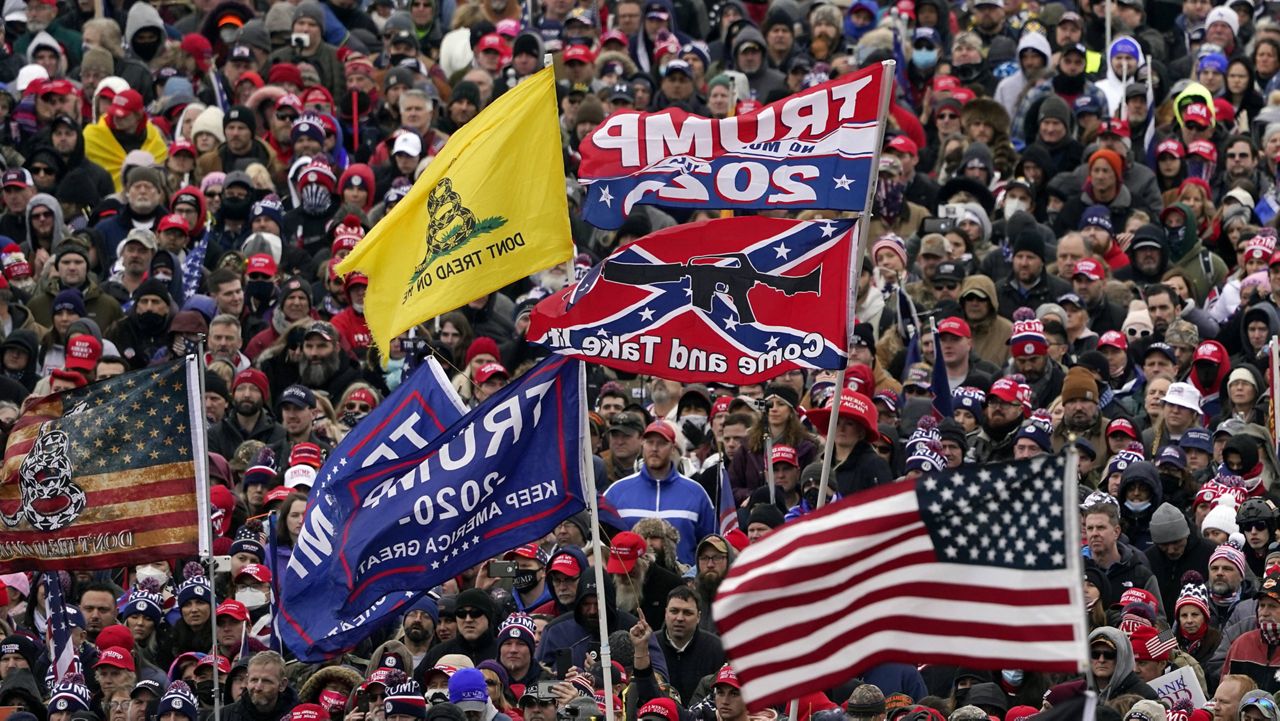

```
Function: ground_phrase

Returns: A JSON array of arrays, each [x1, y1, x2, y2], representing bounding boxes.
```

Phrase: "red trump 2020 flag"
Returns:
[[577, 62, 888, 229], [712, 454, 1087, 710], [527, 216, 856, 384]]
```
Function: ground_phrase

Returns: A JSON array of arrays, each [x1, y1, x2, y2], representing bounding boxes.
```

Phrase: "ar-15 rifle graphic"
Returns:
[[601, 253, 821, 324]]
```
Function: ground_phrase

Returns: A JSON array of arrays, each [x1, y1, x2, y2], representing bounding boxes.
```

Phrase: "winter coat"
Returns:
[[207, 411, 287, 460], [1088, 627, 1158, 701], [1166, 202, 1229, 306], [658, 627, 725, 705], [960, 275, 1013, 369], [1145, 533, 1215, 621], [1222, 629, 1280, 692], [604, 462, 716, 567], [535, 573, 669, 678], [223, 686, 299, 721], [832, 440, 894, 496], [26, 275, 125, 333], [1098, 543, 1164, 611]]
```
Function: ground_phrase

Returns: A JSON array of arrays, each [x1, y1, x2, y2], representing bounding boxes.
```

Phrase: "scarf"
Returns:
[[1210, 587, 1241, 608], [1178, 622, 1208, 654], [1261, 620, 1280, 645]]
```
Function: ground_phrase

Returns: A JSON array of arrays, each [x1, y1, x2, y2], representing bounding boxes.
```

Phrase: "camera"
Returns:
[[920, 217, 954, 235], [291, 32, 311, 48]]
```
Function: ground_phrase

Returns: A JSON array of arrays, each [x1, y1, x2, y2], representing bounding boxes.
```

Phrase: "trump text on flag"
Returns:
[[577, 65, 884, 228]]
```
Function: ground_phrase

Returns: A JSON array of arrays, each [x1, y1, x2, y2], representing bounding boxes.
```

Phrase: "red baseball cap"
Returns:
[[215, 600, 249, 621], [769, 444, 799, 467], [245, 253, 278, 277], [110, 89, 144, 118], [196, 655, 231, 673], [169, 139, 195, 157], [887, 135, 918, 156], [1107, 418, 1139, 440], [287, 704, 329, 721], [504, 544, 544, 563], [1195, 341, 1227, 364], [1098, 119, 1130, 138], [477, 33, 508, 53], [289, 442, 324, 469], [1182, 102, 1212, 126], [1072, 257, 1105, 281], [236, 563, 272, 584], [65, 334, 102, 372], [549, 553, 582, 577], [606, 531, 647, 573], [639, 699, 681, 721], [1188, 139, 1217, 161], [265, 485, 292, 504], [563, 44, 596, 64], [1156, 138, 1184, 158], [710, 395, 732, 420], [1098, 330, 1128, 351], [936, 316, 971, 338], [475, 362, 509, 385], [601, 29, 629, 47], [714, 665, 741, 689], [158, 213, 190, 235], [642, 421, 675, 442], [95, 647, 135, 672], [931, 75, 960, 92], [988, 377, 1030, 411]]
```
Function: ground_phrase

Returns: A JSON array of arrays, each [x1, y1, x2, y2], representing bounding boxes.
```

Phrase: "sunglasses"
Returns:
[[1186, 122, 1209, 131], [276, 111, 299, 122], [1126, 328, 1151, 338], [345, 402, 372, 413], [205, 190, 222, 198], [30, 211, 52, 220], [29, 166, 53, 176], [937, 112, 959, 120], [1091, 648, 1117, 660], [1228, 152, 1252, 159], [933, 281, 958, 291], [455, 608, 485, 620], [1242, 520, 1270, 533]]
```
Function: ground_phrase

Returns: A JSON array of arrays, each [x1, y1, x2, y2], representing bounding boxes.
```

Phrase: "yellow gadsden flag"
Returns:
[[337, 67, 572, 358]]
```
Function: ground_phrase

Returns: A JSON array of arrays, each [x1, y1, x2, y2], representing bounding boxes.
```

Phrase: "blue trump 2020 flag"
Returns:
[[278, 357, 468, 661], [280, 358, 588, 653]]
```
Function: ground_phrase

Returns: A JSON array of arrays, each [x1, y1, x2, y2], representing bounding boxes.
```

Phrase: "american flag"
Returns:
[[1146, 628, 1178, 658], [712, 455, 1086, 709], [43, 573, 80, 683]]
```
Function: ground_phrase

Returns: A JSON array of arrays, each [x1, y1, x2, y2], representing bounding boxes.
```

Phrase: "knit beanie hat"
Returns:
[[52, 288, 86, 317], [1175, 581, 1210, 618], [1009, 308, 1047, 358], [1210, 540, 1247, 576], [157, 680, 199, 721], [1038, 94, 1071, 127], [1202, 497, 1242, 537], [122, 590, 165, 624], [747, 503, 785, 529], [1123, 300, 1154, 339], [1089, 148, 1125, 179], [1015, 412, 1053, 452], [176, 562, 211, 607], [952, 386, 986, 415], [905, 439, 946, 474], [49, 674, 92, 714], [0, 635, 38, 672], [448, 668, 489, 713], [497, 612, 536, 653], [465, 337, 500, 365], [1061, 366, 1099, 404], [385, 678, 427, 719], [1148, 503, 1190, 544], [871, 233, 907, 268]]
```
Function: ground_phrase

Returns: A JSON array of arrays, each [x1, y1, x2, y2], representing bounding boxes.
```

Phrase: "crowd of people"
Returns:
[[5, 0, 1280, 715]]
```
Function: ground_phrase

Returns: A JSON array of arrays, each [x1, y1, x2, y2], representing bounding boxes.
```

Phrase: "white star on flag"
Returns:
[[834, 175, 854, 190], [599, 186, 613, 207]]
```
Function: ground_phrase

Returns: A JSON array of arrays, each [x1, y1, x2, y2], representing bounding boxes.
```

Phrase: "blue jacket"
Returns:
[[603, 463, 716, 567]]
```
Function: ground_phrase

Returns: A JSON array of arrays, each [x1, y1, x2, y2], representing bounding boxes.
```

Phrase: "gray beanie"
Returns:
[[237, 20, 271, 53], [1038, 94, 1072, 128], [1149, 502, 1190, 544], [265, 3, 295, 34], [127, 165, 167, 195], [293, 2, 326, 29]]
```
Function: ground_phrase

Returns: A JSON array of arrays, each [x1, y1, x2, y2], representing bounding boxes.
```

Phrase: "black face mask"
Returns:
[[1053, 72, 1085, 94], [133, 37, 162, 61], [245, 279, 274, 304], [221, 196, 252, 220], [1195, 363, 1217, 388], [803, 486, 820, 508], [513, 570, 539, 592], [1158, 472, 1181, 488], [389, 53, 411, 68], [954, 687, 971, 707], [953, 62, 981, 83], [137, 311, 167, 334]]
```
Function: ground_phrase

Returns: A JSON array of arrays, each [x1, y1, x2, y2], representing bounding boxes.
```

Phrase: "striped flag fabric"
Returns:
[[712, 455, 1085, 710], [1146, 628, 1178, 659], [43, 573, 81, 683], [0, 359, 202, 571]]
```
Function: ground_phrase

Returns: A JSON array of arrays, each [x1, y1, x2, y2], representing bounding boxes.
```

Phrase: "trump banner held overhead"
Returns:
[[576, 62, 888, 229], [277, 357, 467, 661], [280, 357, 588, 651], [528, 216, 856, 384]]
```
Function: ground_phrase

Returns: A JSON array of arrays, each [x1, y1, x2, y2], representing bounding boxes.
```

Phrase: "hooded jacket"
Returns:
[[0, 328, 39, 391], [1117, 462, 1163, 550], [1164, 203, 1229, 306], [0, 668, 46, 721], [1087, 626, 1158, 701], [536, 573, 669, 679], [731, 26, 787, 102], [959, 274, 1013, 368], [532, 545, 591, 618], [993, 33, 1052, 134], [21, 193, 64, 257], [1097, 37, 1146, 116], [366, 638, 413, 677], [1236, 305, 1280, 373]]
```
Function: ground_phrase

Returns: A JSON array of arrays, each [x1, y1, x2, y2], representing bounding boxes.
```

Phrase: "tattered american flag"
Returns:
[[712, 455, 1087, 709]]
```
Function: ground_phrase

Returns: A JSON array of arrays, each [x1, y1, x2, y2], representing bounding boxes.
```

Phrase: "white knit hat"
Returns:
[[1202, 497, 1241, 537]]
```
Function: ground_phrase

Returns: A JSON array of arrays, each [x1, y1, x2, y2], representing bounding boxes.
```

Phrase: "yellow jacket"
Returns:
[[82, 116, 169, 192]]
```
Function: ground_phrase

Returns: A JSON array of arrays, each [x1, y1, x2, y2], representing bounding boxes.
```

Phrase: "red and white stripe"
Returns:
[[712, 479, 1084, 710]]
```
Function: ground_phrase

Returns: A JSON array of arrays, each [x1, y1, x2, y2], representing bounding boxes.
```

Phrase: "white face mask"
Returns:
[[135, 566, 170, 587], [1003, 198, 1028, 219], [236, 588, 269, 610]]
